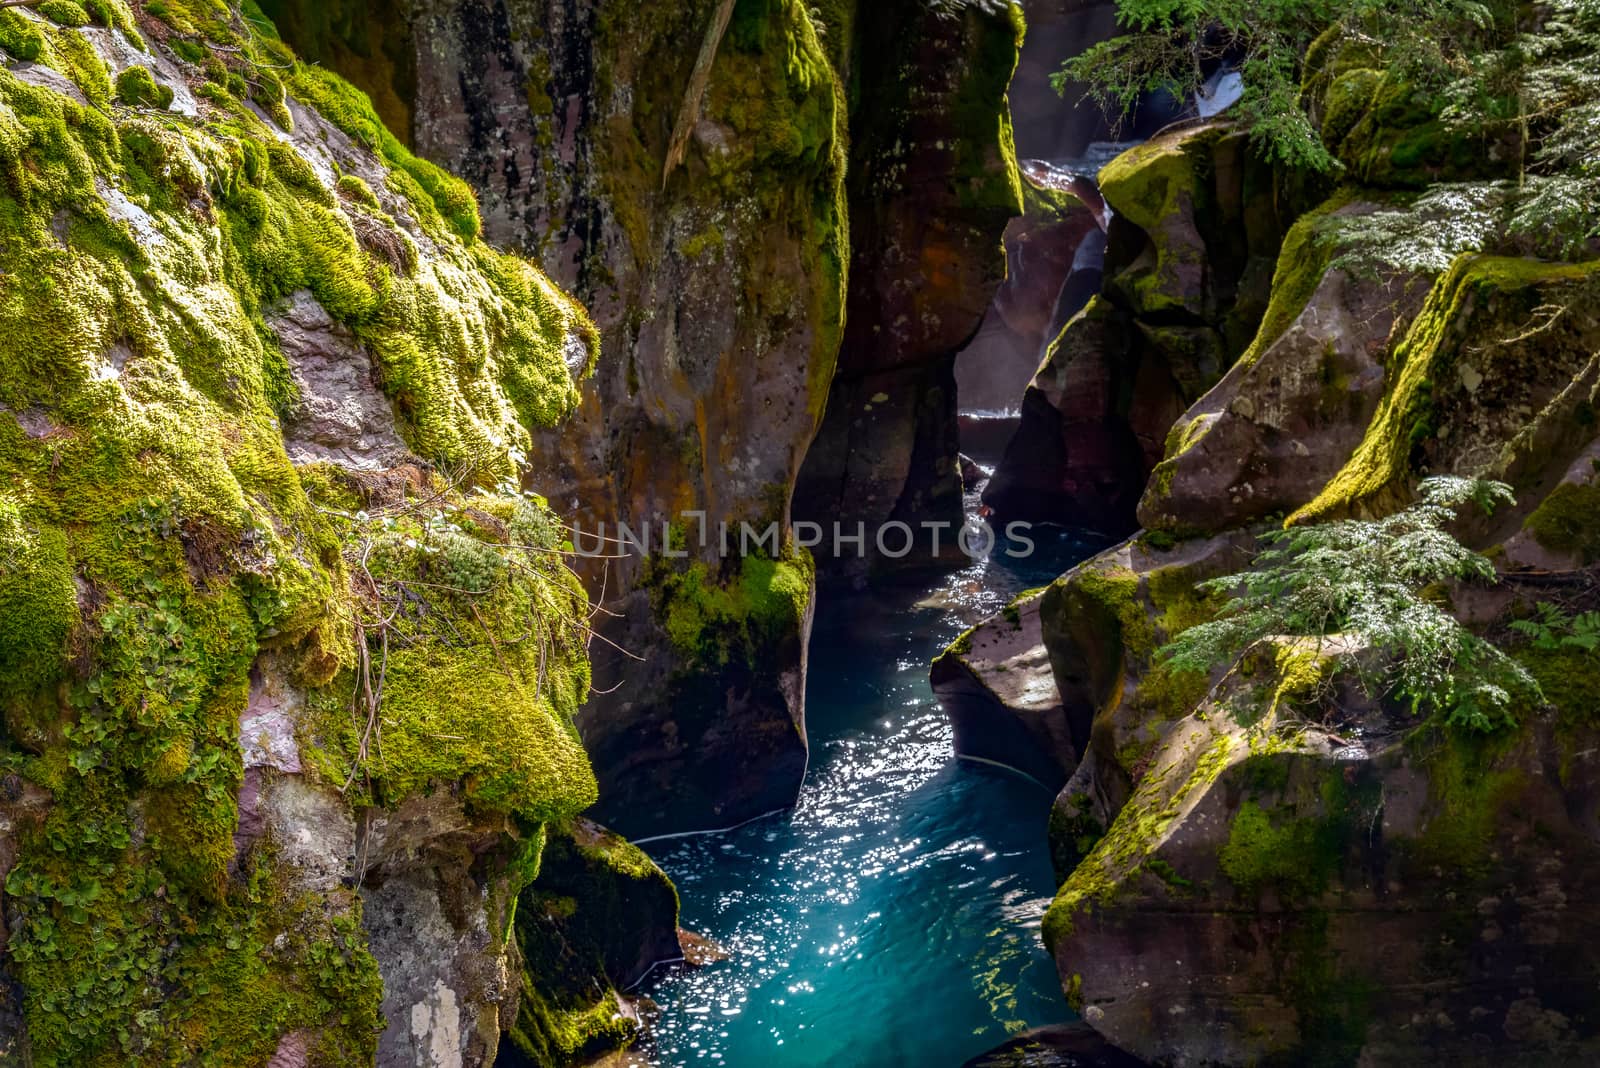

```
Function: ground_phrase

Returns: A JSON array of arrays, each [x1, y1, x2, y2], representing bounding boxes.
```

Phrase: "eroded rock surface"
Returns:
[[794, 0, 1026, 573], [986, 123, 1297, 533], [931, 589, 1082, 792]]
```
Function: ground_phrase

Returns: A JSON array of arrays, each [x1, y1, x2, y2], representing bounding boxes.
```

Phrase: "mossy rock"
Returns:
[[115, 65, 175, 109], [0, 5, 602, 1061], [1293, 255, 1600, 524], [504, 819, 680, 1067]]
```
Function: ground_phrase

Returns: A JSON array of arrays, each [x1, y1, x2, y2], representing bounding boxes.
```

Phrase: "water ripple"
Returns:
[[635, 533, 1104, 1067]]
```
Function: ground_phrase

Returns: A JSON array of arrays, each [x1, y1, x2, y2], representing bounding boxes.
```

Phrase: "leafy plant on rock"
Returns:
[[1159, 477, 1539, 731]]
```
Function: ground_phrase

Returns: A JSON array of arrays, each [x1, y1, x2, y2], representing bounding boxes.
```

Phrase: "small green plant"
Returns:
[[1160, 476, 1538, 731], [1510, 603, 1600, 652]]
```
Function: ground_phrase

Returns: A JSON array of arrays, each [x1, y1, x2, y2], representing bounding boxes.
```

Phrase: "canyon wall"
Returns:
[[0, 2, 686, 1064], [265, 0, 1030, 832], [939, 6, 1600, 1063]]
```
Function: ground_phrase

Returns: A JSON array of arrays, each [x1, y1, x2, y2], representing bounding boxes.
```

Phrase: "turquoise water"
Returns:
[[635, 529, 1103, 1067]]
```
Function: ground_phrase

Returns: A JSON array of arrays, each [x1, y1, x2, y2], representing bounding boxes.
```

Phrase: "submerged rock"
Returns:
[[961, 1022, 1147, 1067]]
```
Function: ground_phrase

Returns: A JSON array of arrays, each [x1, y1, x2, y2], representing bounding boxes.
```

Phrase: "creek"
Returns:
[[636, 451, 1106, 1066]]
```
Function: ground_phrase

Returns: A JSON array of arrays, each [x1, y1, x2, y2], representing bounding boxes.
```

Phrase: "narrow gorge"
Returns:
[[0, 0, 1597, 1066]]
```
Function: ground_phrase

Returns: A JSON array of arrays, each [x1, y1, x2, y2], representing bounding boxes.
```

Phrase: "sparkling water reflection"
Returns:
[[635, 530, 1104, 1067]]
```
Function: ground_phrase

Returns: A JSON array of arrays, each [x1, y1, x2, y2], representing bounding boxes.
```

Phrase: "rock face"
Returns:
[[954, 177, 1103, 415], [985, 122, 1297, 534], [266, 0, 850, 836], [1044, 652, 1600, 1067], [1015, 45, 1600, 1063], [270, 0, 1034, 827], [0, 5, 661, 1065], [792, 0, 1024, 574]]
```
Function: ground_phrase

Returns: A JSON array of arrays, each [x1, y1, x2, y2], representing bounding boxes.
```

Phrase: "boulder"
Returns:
[[985, 123, 1299, 534], [1037, 534, 1253, 877], [1137, 198, 1433, 533], [932, 588, 1082, 792], [1044, 646, 1600, 1067]]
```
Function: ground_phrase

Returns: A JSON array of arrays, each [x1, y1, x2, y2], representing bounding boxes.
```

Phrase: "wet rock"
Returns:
[[932, 589, 1081, 792], [677, 928, 728, 967]]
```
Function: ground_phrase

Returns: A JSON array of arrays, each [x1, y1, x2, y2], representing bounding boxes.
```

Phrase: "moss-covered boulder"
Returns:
[[1136, 195, 1437, 534], [1044, 643, 1600, 1066], [1036, 534, 1251, 877], [1294, 255, 1600, 526]]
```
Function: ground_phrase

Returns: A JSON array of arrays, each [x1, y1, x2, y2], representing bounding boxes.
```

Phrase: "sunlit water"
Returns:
[[634, 520, 1105, 1067]]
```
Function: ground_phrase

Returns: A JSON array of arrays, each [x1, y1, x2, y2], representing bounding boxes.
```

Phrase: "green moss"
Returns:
[[0, 7, 603, 1059], [0, 11, 47, 62], [1321, 68, 1381, 149], [114, 66, 174, 110], [1523, 481, 1600, 562], [1294, 255, 1600, 523], [1518, 645, 1600, 727], [286, 64, 480, 240], [508, 820, 679, 1065], [1218, 799, 1340, 898], [306, 495, 597, 820], [0, 498, 78, 702], [1336, 71, 1498, 189], [654, 549, 813, 671], [1404, 724, 1522, 875], [39, 0, 91, 28]]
